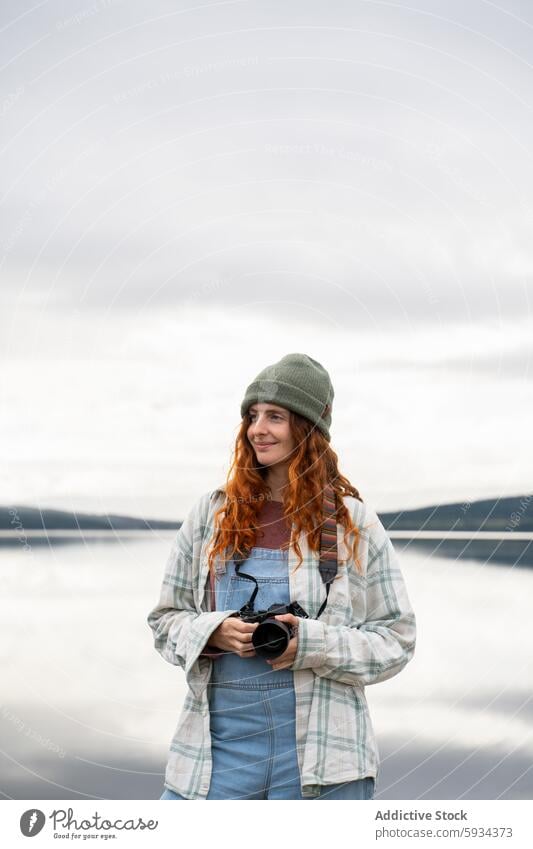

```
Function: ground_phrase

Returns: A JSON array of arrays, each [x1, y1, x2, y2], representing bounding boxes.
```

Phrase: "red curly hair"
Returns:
[[207, 409, 365, 577]]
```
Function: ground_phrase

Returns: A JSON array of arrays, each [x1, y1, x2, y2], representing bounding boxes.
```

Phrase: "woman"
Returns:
[[148, 352, 416, 800]]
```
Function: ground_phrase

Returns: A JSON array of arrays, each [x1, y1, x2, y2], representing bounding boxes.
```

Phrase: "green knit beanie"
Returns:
[[240, 352, 334, 441]]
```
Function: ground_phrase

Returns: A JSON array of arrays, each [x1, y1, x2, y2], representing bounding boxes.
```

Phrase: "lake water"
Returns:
[[0, 534, 531, 800]]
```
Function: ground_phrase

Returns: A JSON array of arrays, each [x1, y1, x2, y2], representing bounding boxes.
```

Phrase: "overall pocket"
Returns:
[[225, 575, 289, 612]]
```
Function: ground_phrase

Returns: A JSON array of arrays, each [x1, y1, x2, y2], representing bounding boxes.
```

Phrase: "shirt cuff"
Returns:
[[185, 610, 236, 676], [290, 617, 327, 670]]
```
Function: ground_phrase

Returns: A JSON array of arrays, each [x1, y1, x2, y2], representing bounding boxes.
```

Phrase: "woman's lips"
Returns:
[[256, 443, 277, 449]]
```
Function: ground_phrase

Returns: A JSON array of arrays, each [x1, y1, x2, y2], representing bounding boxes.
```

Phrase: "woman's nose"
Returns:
[[251, 416, 268, 434]]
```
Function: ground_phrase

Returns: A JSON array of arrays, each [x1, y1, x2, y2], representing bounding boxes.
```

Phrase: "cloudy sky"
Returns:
[[1, 0, 532, 519]]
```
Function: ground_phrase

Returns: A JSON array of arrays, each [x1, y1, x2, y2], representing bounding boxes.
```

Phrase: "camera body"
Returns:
[[230, 601, 310, 659]]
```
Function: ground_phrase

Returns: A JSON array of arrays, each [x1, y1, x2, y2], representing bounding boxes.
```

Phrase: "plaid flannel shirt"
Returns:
[[147, 485, 416, 799]]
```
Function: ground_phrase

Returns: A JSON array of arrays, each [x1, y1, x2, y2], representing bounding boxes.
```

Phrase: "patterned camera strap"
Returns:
[[316, 482, 338, 619]]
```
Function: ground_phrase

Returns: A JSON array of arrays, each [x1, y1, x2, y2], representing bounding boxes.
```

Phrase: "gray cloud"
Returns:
[[1, 0, 532, 327]]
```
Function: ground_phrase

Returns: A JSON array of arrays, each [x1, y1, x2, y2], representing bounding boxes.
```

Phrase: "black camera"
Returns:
[[230, 601, 310, 659]]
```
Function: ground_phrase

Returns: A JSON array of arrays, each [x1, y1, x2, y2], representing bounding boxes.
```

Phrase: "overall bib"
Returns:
[[160, 546, 375, 800]]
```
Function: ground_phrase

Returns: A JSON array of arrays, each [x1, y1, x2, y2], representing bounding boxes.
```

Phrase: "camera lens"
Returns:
[[253, 619, 290, 658]]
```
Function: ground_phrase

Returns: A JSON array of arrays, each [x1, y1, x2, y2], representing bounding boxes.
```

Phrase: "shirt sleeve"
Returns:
[[146, 493, 234, 676], [290, 508, 416, 686]]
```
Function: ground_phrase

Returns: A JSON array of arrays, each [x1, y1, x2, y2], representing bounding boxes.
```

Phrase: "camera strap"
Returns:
[[316, 482, 338, 619], [232, 484, 338, 620]]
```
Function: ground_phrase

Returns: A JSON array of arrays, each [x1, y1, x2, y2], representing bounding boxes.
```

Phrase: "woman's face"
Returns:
[[247, 403, 296, 468]]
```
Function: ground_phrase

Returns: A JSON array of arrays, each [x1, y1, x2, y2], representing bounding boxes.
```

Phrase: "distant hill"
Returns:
[[379, 494, 533, 533], [2, 493, 532, 532], [1, 505, 179, 531]]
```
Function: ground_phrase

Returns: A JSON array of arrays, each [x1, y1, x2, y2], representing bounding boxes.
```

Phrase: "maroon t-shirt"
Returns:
[[254, 499, 291, 549]]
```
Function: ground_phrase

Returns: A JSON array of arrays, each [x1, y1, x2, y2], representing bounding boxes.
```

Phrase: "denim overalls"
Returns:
[[160, 546, 375, 800]]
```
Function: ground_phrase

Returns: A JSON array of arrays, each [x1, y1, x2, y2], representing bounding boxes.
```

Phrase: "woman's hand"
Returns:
[[266, 613, 300, 671], [207, 617, 259, 657]]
